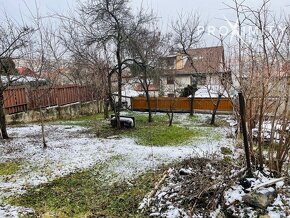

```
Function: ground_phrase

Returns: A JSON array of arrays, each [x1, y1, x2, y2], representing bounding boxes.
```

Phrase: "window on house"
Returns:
[[167, 76, 175, 84], [221, 72, 232, 85], [192, 74, 206, 86], [197, 76, 206, 85], [200, 79, 206, 85], [192, 55, 203, 60]]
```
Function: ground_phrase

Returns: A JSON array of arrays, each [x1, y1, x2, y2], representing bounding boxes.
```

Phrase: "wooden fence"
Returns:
[[3, 85, 98, 114], [131, 97, 233, 113]]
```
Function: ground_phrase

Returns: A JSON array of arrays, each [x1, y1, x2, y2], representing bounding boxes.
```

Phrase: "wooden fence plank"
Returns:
[[3, 85, 98, 114], [3, 86, 28, 114], [131, 97, 233, 113]]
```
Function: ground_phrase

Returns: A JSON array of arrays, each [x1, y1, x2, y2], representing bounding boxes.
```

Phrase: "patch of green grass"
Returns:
[[198, 128, 223, 142], [126, 125, 205, 146], [221, 147, 233, 155], [125, 111, 168, 124], [56, 113, 111, 127], [223, 156, 232, 163], [212, 132, 223, 141], [188, 114, 199, 121], [121, 113, 205, 146], [55, 112, 220, 145], [0, 161, 21, 176], [7, 158, 162, 218], [56, 113, 118, 137], [7, 155, 230, 217]]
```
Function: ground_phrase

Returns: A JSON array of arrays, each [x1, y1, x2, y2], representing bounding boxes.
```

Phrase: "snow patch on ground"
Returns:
[[224, 170, 290, 217], [0, 114, 233, 217]]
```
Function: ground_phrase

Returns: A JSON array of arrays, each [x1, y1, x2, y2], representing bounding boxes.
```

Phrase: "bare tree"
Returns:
[[77, 0, 154, 128], [207, 46, 231, 126], [209, 88, 223, 125], [167, 97, 177, 127], [128, 25, 167, 122], [19, 6, 65, 148], [171, 12, 205, 116], [228, 0, 290, 175], [171, 14, 228, 124], [0, 17, 32, 139], [57, 10, 109, 121]]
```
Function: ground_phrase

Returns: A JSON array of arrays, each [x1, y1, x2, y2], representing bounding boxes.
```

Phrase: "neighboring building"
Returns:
[[15, 58, 75, 85], [112, 69, 160, 97], [160, 46, 231, 96], [135, 84, 159, 97], [42, 68, 77, 85], [1, 75, 47, 86], [17, 67, 36, 77], [14, 58, 39, 70], [1, 58, 46, 86]]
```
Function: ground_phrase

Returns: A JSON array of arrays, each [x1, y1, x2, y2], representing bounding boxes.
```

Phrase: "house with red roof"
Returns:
[[17, 67, 36, 77], [160, 46, 231, 96]]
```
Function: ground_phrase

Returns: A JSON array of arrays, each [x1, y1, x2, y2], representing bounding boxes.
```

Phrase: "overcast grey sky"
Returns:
[[1, 0, 289, 45]]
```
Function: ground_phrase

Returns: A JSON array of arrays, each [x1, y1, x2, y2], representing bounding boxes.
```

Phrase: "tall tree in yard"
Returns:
[[0, 18, 31, 139], [171, 12, 205, 116], [0, 58, 18, 139], [207, 51, 231, 126], [128, 26, 167, 123], [58, 13, 110, 119], [20, 5, 65, 148], [78, 0, 154, 128]]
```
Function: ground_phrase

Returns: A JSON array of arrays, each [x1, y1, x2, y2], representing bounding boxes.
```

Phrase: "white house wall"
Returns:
[[160, 74, 225, 96], [160, 75, 191, 96]]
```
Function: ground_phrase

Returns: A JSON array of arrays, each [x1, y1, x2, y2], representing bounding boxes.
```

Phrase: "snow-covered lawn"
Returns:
[[0, 114, 234, 217]]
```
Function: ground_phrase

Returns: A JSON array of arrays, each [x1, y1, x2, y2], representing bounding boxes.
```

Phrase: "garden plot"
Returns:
[[0, 113, 234, 217], [139, 159, 290, 217]]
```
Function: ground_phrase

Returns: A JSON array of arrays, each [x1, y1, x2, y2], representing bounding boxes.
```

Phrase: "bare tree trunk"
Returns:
[[167, 111, 174, 127], [190, 94, 194, 116], [40, 108, 47, 149], [0, 89, 9, 139], [116, 71, 122, 128], [167, 98, 176, 126], [145, 89, 153, 123], [104, 98, 109, 119], [107, 72, 115, 111], [116, 44, 122, 128], [103, 89, 110, 119], [210, 94, 222, 125]]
